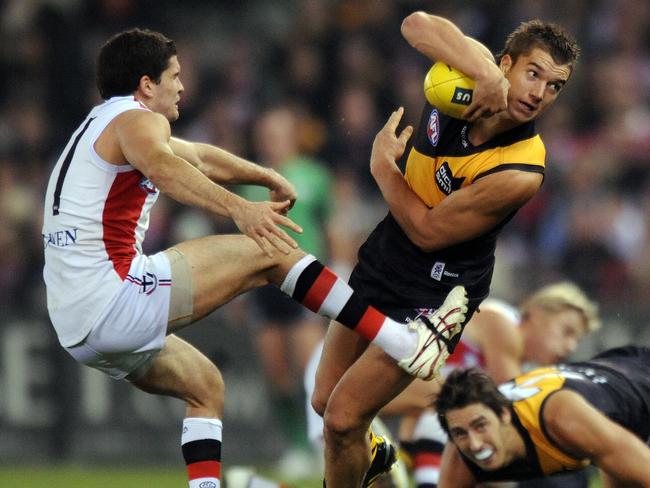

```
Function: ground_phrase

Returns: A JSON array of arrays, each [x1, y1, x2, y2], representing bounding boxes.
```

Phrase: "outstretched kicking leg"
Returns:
[[171, 237, 468, 379]]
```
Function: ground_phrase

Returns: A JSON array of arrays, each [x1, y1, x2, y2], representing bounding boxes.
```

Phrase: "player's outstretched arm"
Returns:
[[438, 443, 478, 488], [543, 390, 650, 487], [401, 11, 508, 120], [116, 110, 301, 256], [169, 136, 298, 209]]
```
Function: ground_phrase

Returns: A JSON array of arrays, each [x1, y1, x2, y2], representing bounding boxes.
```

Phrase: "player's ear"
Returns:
[[500, 406, 512, 424], [139, 75, 156, 97], [500, 54, 512, 74]]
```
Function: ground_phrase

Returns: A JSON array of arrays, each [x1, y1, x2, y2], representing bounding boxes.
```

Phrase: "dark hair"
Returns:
[[436, 368, 511, 434], [496, 19, 580, 70], [96, 28, 177, 99]]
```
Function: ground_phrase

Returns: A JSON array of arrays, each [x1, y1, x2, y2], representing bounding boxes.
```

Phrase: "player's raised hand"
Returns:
[[231, 199, 302, 257], [462, 62, 509, 122], [370, 107, 413, 178]]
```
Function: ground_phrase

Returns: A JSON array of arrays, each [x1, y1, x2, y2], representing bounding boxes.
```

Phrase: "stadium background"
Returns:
[[0, 0, 648, 486]]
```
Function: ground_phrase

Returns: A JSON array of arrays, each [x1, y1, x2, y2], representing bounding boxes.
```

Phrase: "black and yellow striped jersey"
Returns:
[[349, 104, 545, 309], [463, 346, 650, 482]]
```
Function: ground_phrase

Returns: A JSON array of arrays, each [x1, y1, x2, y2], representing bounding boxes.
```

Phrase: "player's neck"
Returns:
[[133, 93, 152, 111], [505, 423, 528, 462], [469, 112, 519, 146]]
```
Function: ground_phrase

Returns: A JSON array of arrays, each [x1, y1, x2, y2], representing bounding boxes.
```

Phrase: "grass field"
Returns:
[[0, 466, 186, 488], [0, 465, 602, 488], [0, 465, 323, 488]]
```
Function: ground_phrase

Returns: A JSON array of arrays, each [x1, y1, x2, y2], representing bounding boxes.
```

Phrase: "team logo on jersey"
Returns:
[[435, 161, 465, 195], [125, 272, 171, 295], [139, 176, 158, 194], [460, 124, 470, 148], [431, 262, 445, 281], [427, 109, 440, 146]]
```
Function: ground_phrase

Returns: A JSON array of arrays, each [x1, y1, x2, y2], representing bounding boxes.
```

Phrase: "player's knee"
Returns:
[[310, 388, 328, 418], [323, 404, 366, 441], [266, 249, 308, 285]]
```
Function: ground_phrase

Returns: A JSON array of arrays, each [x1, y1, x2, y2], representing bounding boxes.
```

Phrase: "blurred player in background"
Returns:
[[435, 347, 650, 486], [311, 12, 580, 488], [240, 103, 334, 472], [41, 28, 466, 488]]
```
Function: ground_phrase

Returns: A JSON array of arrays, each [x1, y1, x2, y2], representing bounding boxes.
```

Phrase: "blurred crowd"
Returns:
[[1, 0, 649, 461]]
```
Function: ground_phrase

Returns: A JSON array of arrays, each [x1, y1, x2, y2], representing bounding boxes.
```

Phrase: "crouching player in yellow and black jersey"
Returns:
[[312, 12, 581, 488], [436, 347, 650, 487]]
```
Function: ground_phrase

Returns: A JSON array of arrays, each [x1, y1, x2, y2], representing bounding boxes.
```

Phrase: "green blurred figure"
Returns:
[[240, 103, 334, 476]]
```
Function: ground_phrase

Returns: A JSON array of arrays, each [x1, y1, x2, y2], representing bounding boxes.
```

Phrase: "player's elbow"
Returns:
[[408, 229, 441, 253], [401, 11, 432, 47]]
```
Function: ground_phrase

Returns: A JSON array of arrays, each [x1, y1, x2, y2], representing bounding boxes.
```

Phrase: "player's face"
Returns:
[[525, 307, 587, 364], [501, 47, 571, 123], [446, 403, 513, 471], [148, 55, 184, 121]]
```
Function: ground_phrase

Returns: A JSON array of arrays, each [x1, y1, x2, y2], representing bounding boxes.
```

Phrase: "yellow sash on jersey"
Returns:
[[506, 367, 591, 474], [405, 135, 545, 207]]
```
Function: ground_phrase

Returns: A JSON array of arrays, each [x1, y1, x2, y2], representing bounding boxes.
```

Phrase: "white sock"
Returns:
[[372, 318, 418, 360], [182, 417, 223, 488]]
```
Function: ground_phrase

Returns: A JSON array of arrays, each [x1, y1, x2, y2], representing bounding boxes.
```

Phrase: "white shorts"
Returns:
[[65, 248, 193, 380]]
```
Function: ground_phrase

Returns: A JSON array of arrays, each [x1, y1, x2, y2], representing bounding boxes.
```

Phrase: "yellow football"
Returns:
[[424, 61, 476, 119]]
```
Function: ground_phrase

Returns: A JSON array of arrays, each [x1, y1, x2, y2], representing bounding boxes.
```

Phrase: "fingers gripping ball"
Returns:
[[424, 62, 476, 119]]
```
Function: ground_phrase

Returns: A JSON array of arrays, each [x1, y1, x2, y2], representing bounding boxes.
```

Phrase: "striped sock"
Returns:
[[413, 439, 444, 488], [412, 412, 448, 488], [281, 255, 416, 361], [182, 417, 223, 488]]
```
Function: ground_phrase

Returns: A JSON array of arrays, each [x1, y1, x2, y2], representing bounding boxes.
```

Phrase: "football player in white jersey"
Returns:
[[42, 28, 470, 488]]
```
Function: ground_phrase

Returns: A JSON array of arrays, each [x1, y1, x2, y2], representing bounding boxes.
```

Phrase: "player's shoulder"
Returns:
[[113, 109, 170, 138], [471, 299, 522, 350], [479, 298, 520, 322], [502, 131, 546, 165], [539, 389, 589, 441]]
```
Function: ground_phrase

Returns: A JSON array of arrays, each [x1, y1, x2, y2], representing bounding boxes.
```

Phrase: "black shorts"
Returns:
[[349, 268, 481, 355], [247, 285, 310, 328]]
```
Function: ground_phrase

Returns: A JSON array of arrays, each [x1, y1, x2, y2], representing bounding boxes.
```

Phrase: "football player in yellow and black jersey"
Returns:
[[312, 11, 582, 488], [435, 347, 650, 487]]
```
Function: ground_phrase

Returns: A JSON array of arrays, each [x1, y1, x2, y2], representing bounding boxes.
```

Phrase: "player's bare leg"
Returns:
[[168, 234, 445, 370], [130, 335, 226, 488], [321, 343, 414, 488], [167, 234, 304, 329]]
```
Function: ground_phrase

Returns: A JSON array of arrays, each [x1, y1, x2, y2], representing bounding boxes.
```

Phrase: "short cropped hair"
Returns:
[[96, 28, 177, 99], [497, 19, 579, 70], [436, 368, 511, 435], [520, 281, 600, 332]]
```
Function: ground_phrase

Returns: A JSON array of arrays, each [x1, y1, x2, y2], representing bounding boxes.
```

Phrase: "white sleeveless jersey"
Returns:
[[42, 96, 159, 347]]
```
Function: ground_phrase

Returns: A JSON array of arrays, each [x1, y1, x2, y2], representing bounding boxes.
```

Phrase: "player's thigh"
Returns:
[[168, 234, 303, 324], [130, 334, 224, 411], [381, 377, 442, 416], [325, 343, 414, 430], [312, 320, 369, 413]]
